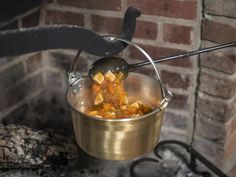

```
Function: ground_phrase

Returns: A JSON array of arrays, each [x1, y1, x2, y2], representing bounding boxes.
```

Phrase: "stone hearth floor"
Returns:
[[0, 147, 208, 177]]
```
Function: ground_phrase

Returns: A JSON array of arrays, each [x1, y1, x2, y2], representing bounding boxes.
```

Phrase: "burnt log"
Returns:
[[0, 123, 78, 168]]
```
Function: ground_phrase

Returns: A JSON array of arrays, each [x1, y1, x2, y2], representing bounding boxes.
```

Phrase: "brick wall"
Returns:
[[193, 0, 236, 176], [0, 1, 74, 136], [0, 2, 44, 121]]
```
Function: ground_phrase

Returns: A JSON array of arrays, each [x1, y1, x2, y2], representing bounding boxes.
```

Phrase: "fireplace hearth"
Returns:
[[0, 141, 224, 177]]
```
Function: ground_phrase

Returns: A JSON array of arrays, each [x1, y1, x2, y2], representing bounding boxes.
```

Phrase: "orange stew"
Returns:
[[84, 71, 152, 119]]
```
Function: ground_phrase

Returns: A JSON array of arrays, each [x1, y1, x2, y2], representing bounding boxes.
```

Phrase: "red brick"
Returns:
[[200, 45, 236, 74], [199, 71, 236, 99], [135, 21, 157, 40], [228, 163, 236, 177], [205, 0, 236, 19], [226, 118, 236, 138], [163, 57, 193, 68], [128, 0, 197, 20], [49, 52, 74, 70], [45, 70, 62, 88], [91, 15, 122, 34], [49, 51, 90, 74], [161, 70, 191, 90], [224, 131, 236, 162], [1, 104, 29, 125], [168, 93, 188, 109], [163, 111, 187, 130], [202, 19, 236, 43], [46, 0, 54, 3], [163, 24, 192, 44], [0, 21, 18, 30], [46, 10, 84, 26], [25, 53, 42, 74], [91, 15, 158, 39], [129, 44, 193, 68], [0, 62, 25, 91], [160, 129, 186, 142], [57, 0, 121, 11], [231, 118, 236, 136], [193, 137, 224, 167], [226, 117, 236, 139], [0, 74, 43, 111], [22, 10, 40, 27], [197, 94, 235, 122], [45, 11, 51, 25], [129, 65, 155, 78], [196, 112, 226, 144], [75, 56, 90, 73]]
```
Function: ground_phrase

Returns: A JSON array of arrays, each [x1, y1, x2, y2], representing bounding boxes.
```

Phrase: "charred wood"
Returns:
[[0, 123, 78, 168]]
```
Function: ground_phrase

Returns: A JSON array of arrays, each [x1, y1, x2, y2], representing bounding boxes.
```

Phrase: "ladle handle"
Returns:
[[129, 41, 236, 68]]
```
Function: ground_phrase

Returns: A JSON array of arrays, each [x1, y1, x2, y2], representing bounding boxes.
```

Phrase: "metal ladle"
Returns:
[[87, 36, 236, 80]]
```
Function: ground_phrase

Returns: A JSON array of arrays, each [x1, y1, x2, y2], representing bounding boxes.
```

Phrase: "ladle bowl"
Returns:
[[88, 56, 129, 79]]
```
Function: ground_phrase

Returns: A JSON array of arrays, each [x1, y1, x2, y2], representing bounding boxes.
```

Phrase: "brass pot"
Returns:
[[66, 36, 172, 160]]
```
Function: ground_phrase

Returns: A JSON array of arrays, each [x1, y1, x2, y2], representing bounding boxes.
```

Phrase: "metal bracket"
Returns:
[[0, 7, 140, 57]]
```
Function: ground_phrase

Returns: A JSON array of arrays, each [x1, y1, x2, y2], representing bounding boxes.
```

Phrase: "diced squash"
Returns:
[[92, 72, 104, 85], [123, 95, 128, 105], [105, 70, 116, 82], [127, 106, 137, 114], [88, 111, 98, 116], [131, 114, 141, 118], [103, 103, 112, 111], [92, 84, 101, 93], [103, 112, 115, 119], [84, 70, 153, 119], [120, 105, 128, 110], [117, 72, 124, 80], [108, 83, 116, 94], [129, 102, 139, 109], [94, 93, 104, 105], [137, 101, 152, 113]]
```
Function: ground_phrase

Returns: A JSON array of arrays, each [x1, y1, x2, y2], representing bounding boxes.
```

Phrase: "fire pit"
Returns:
[[0, 139, 228, 177]]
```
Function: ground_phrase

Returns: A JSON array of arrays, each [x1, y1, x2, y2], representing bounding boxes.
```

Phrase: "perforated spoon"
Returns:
[[88, 41, 236, 80]]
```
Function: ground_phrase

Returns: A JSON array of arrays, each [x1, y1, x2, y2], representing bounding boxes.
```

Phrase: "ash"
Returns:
[[0, 147, 208, 177]]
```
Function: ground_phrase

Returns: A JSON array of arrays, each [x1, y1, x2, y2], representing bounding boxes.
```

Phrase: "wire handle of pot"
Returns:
[[104, 36, 172, 101]]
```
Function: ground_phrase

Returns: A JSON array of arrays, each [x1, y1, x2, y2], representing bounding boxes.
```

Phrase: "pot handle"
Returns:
[[103, 36, 172, 102], [67, 49, 84, 85]]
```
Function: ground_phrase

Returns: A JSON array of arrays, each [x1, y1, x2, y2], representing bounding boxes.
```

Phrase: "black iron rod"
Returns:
[[0, 7, 140, 57], [155, 140, 228, 177], [129, 41, 236, 68], [189, 148, 228, 177], [190, 153, 197, 172], [129, 158, 160, 177]]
